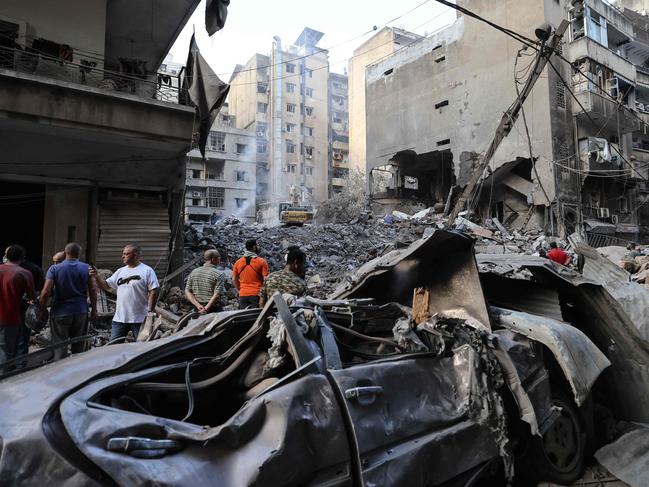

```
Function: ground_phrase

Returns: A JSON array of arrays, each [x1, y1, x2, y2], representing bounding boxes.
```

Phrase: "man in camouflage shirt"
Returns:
[[259, 247, 307, 306], [185, 250, 226, 313]]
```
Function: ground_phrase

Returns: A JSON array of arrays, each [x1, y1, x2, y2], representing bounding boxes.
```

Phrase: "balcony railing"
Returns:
[[0, 45, 186, 105], [572, 89, 640, 133]]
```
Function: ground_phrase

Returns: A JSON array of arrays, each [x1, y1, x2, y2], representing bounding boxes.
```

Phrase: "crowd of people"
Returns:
[[0, 238, 309, 368]]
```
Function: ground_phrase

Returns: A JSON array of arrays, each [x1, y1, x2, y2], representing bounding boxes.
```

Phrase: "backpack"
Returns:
[[242, 256, 263, 279]]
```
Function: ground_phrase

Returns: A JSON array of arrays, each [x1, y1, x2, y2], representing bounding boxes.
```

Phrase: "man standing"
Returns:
[[259, 247, 307, 307], [232, 239, 269, 309], [39, 243, 97, 360], [547, 241, 572, 266], [92, 244, 159, 341], [185, 249, 226, 313], [0, 245, 35, 365]]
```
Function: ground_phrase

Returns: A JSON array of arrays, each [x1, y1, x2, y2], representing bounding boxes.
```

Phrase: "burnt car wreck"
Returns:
[[2, 229, 638, 486]]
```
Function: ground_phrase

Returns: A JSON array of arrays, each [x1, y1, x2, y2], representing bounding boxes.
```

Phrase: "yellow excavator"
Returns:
[[279, 185, 314, 225]]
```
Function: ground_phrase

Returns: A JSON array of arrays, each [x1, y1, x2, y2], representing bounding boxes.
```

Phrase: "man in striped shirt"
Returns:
[[185, 250, 226, 313]]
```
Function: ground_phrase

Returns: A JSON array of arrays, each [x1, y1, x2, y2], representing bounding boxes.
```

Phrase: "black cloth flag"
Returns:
[[183, 34, 230, 159], [206, 0, 230, 36]]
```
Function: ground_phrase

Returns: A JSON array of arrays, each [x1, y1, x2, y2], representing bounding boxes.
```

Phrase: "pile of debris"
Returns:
[[597, 245, 649, 287]]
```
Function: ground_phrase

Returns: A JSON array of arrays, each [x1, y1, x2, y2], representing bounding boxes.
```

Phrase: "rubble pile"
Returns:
[[596, 245, 649, 287], [177, 216, 439, 309]]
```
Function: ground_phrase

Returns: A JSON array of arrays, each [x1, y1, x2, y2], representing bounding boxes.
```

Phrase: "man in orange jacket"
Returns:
[[232, 239, 269, 309]]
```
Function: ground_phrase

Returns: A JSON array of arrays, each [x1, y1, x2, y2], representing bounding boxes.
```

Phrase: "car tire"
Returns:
[[523, 388, 586, 484]]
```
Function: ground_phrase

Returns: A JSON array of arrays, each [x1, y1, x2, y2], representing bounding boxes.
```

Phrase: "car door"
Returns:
[[328, 346, 502, 486], [57, 360, 353, 487]]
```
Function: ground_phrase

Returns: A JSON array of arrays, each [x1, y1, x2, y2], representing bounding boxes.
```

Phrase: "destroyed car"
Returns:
[[0, 230, 613, 486]]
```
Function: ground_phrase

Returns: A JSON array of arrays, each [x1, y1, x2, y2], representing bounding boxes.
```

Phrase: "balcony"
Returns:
[[631, 149, 649, 181], [572, 90, 640, 133], [331, 177, 347, 187], [567, 36, 636, 83]]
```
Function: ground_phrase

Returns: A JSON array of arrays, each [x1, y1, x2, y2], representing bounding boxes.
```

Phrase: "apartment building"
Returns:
[[329, 72, 349, 195], [185, 105, 257, 223], [0, 0, 198, 274], [364, 0, 649, 241], [229, 28, 332, 217], [348, 27, 422, 175]]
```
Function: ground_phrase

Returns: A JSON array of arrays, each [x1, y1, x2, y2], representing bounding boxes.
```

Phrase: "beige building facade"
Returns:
[[348, 27, 422, 175], [229, 28, 332, 216], [364, 0, 649, 240]]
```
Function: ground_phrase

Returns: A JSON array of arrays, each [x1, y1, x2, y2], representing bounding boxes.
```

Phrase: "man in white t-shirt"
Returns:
[[91, 244, 159, 341]]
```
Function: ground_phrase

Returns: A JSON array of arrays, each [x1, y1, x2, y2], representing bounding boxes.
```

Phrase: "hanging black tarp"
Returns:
[[205, 0, 230, 36], [183, 34, 230, 159]]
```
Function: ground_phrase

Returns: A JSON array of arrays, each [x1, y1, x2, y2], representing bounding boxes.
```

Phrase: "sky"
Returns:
[[168, 0, 457, 80]]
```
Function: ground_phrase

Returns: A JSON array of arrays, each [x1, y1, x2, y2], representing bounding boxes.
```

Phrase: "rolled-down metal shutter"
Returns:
[[96, 200, 170, 278]]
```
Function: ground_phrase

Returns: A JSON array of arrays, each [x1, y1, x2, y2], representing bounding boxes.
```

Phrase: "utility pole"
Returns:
[[447, 20, 569, 225]]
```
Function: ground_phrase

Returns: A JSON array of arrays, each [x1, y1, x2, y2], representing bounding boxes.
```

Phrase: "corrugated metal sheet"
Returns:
[[96, 200, 170, 278]]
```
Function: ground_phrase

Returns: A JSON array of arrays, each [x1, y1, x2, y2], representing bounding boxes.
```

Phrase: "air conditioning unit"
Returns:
[[611, 214, 619, 224], [597, 207, 611, 219], [192, 191, 201, 197], [306, 154, 312, 159], [585, 137, 612, 164], [257, 131, 265, 137], [607, 77, 620, 100]]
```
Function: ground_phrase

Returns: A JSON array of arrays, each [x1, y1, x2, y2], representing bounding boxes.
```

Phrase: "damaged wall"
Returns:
[[364, 0, 585, 226]]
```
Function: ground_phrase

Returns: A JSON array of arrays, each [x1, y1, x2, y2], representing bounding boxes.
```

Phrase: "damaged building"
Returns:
[[185, 104, 257, 224], [0, 0, 200, 273], [362, 0, 649, 241]]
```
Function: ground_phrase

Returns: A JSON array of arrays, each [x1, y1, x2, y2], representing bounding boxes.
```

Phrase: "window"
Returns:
[[235, 170, 249, 182], [305, 166, 314, 176], [383, 68, 393, 76], [333, 115, 343, 123], [286, 123, 296, 133], [257, 82, 268, 94], [305, 146, 314, 156], [286, 82, 295, 93], [192, 198, 202, 206], [257, 102, 268, 114], [435, 55, 446, 63], [556, 82, 566, 109], [256, 122, 267, 137], [332, 95, 344, 105], [305, 87, 313, 97], [209, 132, 226, 151], [257, 139, 268, 153], [435, 100, 449, 109], [286, 164, 297, 173], [236, 143, 247, 154], [235, 198, 248, 209], [306, 68, 313, 78], [207, 187, 224, 208], [287, 103, 296, 113], [286, 141, 296, 153], [191, 169, 201, 179], [437, 138, 450, 146], [286, 63, 296, 73], [304, 126, 313, 136], [304, 106, 313, 116]]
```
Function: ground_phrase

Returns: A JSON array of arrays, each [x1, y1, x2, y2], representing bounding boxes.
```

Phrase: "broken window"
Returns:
[[305, 87, 313, 97], [257, 82, 268, 94], [435, 100, 449, 109], [209, 132, 226, 152], [437, 138, 450, 146], [304, 126, 314, 137], [236, 143, 247, 154], [305, 106, 313, 116], [191, 169, 201, 179], [235, 198, 248, 209], [286, 123, 296, 133], [286, 63, 296, 73], [235, 170, 249, 182], [287, 103, 296, 113], [257, 102, 268, 114], [305, 166, 313, 176], [305, 146, 314, 157], [207, 187, 225, 208], [286, 164, 297, 173], [435, 55, 446, 63], [286, 141, 296, 154]]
